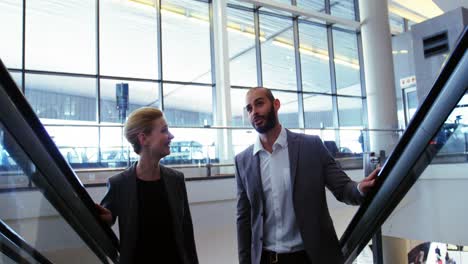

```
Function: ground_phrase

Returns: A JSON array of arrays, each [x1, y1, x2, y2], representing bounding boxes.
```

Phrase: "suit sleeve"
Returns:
[[180, 175, 199, 264], [315, 137, 363, 205], [100, 178, 118, 225], [235, 156, 252, 264]]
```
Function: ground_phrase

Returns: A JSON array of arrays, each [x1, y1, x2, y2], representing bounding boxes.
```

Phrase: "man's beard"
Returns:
[[252, 105, 277, 133]]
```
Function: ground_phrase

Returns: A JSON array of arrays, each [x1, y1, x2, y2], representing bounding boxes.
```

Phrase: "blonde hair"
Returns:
[[124, 107, 163, 154]]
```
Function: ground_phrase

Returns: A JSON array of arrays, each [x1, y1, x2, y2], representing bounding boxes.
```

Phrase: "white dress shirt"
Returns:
[[253, 126, 304, 253]]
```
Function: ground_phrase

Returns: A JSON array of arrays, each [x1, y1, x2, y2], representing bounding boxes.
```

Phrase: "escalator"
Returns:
[[340, 27, 468, 263], [0, 60, 119, 262]]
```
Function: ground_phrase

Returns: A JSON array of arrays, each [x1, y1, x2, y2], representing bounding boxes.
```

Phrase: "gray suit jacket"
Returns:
[[101, 162, 198, 264], [235, 130, 363, 264]]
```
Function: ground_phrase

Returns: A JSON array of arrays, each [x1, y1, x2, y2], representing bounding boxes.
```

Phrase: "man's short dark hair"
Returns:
[[248, 87, 275, 102]]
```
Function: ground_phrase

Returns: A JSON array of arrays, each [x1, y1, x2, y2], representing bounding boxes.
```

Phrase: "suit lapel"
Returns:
[[160, 166, 185, 251], [287, 130, 300, 192], [125, 163, 138, 248], [246, 150, 263, 203]]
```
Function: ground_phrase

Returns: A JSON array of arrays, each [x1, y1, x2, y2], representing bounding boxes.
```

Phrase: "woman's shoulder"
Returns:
[[160, 165, 184, 180], [108, 165, 136, 185]]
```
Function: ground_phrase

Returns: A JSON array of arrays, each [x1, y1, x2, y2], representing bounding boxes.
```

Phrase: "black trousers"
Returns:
[[260, 249, 311, 264]]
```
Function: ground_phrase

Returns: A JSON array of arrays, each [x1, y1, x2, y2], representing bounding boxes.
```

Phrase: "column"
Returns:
[[358, 0, 399, 155], [212, 0, 234, 170], [358, 1, 405, 262]]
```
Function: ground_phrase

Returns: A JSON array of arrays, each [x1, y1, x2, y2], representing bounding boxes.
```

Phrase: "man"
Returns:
[[235, 87, 378, 264]]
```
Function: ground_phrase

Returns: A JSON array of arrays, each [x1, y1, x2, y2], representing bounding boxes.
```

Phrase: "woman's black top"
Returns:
[[134, 177, 182, 263]]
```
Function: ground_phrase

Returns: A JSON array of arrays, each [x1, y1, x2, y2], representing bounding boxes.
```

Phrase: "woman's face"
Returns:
[[140, 117, 174, 160]]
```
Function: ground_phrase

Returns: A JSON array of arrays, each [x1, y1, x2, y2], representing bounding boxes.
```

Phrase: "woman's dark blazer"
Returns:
[[100, 162, 199, 264]]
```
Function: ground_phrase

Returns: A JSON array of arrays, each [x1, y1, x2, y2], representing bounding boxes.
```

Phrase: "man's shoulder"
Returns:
[[287, 129, 320, 143], [235, 144, 254, 161]]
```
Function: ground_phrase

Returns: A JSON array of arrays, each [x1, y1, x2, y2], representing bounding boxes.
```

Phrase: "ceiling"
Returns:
[[388, 0, 468, 23]]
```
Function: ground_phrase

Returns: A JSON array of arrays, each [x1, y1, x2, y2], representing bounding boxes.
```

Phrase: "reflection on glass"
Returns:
[[163, 83, 213, 127], [303, 94, 334, 128], [227, 7, 257, 87], [299, 22, 331, 93], [330, 0, 356, 21], [406, 90, 418, 124], [338, 96, 363, 127], [260, 14, 297, 91], [161, 0, 212, 83], [0, 124, 101, 263], [25, 74, 97, 123], [26, 0, 96, 74], [0, 0, 22, 69], [100, 79, 159, 124], [0, 125, 29, 189], [381, 95, 468, 262], [333, 29, 361, 96], [432, 96, 468, 157], [100, 0, 158, 79], [0, 251, 16, 264]]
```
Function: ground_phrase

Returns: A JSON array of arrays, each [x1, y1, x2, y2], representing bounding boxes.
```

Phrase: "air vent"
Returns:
[[423, 31, 449, 58]]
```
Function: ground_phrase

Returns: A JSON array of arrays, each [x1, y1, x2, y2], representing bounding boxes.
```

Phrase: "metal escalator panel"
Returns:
[[0, 59, 119, 263], [340, 27, 468, 263]]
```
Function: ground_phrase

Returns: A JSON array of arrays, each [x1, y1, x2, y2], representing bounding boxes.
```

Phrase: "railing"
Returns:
[[340, 26, 468, 263]]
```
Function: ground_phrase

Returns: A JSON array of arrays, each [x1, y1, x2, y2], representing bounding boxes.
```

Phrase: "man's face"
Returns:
[[245, 89, 277, 133]]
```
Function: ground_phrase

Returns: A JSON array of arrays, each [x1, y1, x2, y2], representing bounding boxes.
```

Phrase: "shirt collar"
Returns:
[[252, 126, 287, 156]]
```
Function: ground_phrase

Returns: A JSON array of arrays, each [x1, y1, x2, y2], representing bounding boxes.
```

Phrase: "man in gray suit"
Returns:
[[235, 87, 378, 264]]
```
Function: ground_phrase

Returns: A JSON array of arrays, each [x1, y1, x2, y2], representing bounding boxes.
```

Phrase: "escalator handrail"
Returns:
[[0, 61, 119, 262], [340, 26, 468, 262], [0, 219, 53, 264]]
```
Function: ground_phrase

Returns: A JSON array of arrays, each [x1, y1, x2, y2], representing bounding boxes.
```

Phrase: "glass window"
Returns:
[[10, 71, 22, 88], [165, 127, 216, 163], [273, 90, 299, 128], [0, 0, 22, 69], [231, 88, 250, 127], [161, 0, 212, 83], [296, 0, 325, 12], [303, 94, 334, 128], [299, 22, 331, 93], [163, 83, 213, 127], [25, 74, 97, 123], [100, 79, 159, 124], [330, 0, 356, 21], [232, 129, 257, 154], [100, 0, 158, 79], [389, 13, 404, 35], [339, 129, 363, 153], [99, 126, 135, 168], [26, 0, 96, 74], [0, 124, 103, 263], [333, 29, 361, 96], [45, 126, 99, 167], [228, 0, 254, 8], [260, 14, 297, 91], [338, 96, 363, 127], [227, 7, 257, 87]]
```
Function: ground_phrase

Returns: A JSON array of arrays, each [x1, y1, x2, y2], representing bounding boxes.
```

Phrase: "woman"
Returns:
[[96, 107, 198, 264]]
